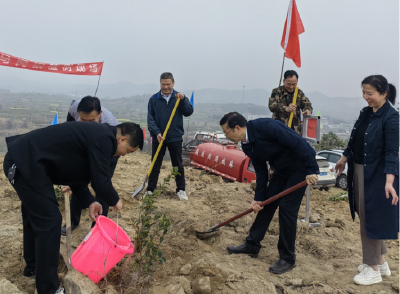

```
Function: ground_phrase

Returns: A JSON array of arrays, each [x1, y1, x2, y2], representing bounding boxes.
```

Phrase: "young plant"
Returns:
[[132, 167, 179, 277], [326, 191, 348, 202], [54, 185, 64, 202]]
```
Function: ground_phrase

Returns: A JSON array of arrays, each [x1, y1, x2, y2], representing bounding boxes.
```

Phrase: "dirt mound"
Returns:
[[0, 152, 398, 294]]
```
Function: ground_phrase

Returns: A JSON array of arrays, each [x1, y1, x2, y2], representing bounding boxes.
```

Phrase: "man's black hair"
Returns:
[[160, 72, 174, 82], [117, 122, 144, 151], [219, 112, 247, 129], [284, 70, 299, 80], [77, 96, 101, 114]]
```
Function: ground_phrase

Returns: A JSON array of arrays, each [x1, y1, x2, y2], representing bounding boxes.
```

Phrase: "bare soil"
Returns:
[[0, 152, 398, 294]]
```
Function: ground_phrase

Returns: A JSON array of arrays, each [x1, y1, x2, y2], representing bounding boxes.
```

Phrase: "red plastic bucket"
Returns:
[[71, 215, 134, 283]]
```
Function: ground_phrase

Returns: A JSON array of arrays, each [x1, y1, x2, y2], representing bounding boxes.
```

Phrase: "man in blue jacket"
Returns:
[[220, 112, 319, 274], [147, 72, 193, 200]]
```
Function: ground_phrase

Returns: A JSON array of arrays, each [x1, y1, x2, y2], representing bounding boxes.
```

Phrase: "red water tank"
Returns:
[[190, 142, 247, 182]]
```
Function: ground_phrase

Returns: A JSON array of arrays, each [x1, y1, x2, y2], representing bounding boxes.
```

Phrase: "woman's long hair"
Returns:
[[362, 75, 396, 105]]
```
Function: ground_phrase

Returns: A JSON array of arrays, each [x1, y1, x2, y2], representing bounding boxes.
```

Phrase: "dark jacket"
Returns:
[[343, 101, 399, 239], [242, 118, 319, 201], [147, 90, 193, 143], [5, 122, 120, 208]]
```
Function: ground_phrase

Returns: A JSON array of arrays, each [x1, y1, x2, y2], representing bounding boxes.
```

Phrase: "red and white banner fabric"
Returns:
[[0, 51, 103, 76]]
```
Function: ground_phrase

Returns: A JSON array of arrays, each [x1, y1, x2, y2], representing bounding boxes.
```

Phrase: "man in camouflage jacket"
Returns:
[[269, 70, 312, 136]]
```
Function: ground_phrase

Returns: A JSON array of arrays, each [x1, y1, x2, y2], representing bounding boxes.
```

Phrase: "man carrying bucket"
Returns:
[[61, 96, 120, 235], [220, 112, 318, 274], [3, 122, 143, 294]]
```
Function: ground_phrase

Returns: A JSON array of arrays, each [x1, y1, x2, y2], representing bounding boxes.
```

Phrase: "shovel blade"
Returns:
[[195, 223, 220, 234], [132, 175, 148, 198]]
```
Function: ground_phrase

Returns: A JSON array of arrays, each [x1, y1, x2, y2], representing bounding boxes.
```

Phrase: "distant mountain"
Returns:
[[0, 76, 159, 98], [0, 75, 367, 119], [306, 91, 365, 120], [186, 88, 270, 106], [60, 81, 159, 98]]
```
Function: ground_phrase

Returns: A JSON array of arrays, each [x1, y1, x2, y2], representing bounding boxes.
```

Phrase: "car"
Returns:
[[312, 155, 337, 190], [183, 140, 336, 190], [317, 150, 348, 190], [194, 131, 226, 140]]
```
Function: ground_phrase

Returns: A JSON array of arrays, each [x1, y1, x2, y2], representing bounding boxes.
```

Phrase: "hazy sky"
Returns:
[[0, 0, 398, 97]]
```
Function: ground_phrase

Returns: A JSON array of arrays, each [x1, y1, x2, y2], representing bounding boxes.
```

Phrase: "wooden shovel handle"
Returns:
[[147, 98, 181, 177], [64, 191, 72, 269], [217, 180, 307, 228]]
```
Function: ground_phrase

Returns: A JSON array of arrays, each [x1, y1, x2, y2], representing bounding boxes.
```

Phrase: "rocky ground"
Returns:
[[0, 152, 398, 294]]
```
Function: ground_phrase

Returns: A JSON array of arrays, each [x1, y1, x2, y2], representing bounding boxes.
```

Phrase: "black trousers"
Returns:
[[147, 140, 185, 192], [246, 171, 307, 264], [4, 154, 61, 294], [69, 156, 119, 227]]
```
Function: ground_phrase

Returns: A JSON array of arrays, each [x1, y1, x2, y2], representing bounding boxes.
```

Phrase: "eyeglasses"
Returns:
[[223, 129, 233, 136]]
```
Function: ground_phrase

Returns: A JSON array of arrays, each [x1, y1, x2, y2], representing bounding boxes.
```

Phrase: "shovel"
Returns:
[[63, 191, 73, 269], [132, 98, 181, 198], [196, 180, 307, 237]]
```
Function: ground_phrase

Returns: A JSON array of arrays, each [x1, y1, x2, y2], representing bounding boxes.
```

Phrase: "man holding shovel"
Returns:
[[147, 72, 193, 200], [220, 112, 318, 274], [3, 122, 143, 294], [269, 70, 312, 136]]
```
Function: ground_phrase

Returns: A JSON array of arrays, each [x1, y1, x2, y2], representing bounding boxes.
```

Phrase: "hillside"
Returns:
[[0, 152, 398, 294]]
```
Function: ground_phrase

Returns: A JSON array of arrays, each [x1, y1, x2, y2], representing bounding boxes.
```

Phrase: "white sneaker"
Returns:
[[358, 261, 391, 276], [353, 265, 382, 285], [177, 190, 188, 201], [142, 191, 153, 200]]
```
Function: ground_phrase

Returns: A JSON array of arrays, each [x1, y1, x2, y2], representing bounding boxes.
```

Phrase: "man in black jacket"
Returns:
[[3, 122, 143, 294], [147, 72, 193, 200], [220, 112, 318, 274], [61, 96, 120, 236]]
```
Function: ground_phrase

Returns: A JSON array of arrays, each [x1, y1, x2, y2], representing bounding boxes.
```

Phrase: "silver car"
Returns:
[[317, 150, 348, 190]]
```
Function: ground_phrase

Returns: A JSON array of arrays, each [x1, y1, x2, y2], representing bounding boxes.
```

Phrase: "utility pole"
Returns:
[[243, 86, 245, 104]]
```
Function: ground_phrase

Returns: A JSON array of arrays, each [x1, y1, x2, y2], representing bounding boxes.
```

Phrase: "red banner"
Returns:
[[0, 51, 103, 76]]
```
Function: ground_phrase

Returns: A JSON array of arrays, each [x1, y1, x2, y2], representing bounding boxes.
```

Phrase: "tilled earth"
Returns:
[[0, 152, 398, 294]]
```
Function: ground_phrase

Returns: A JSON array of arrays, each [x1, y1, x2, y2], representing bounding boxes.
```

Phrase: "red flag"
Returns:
[[0, 51, 103, 75], [280, 0, 305, 68]]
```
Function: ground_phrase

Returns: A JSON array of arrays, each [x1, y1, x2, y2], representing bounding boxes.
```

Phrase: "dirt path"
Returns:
[[0, 152, 398, 294]]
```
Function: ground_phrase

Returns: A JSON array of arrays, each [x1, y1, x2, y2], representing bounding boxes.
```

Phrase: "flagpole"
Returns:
[[186, 117, 190, 144], [94, 61, 104, 97], [278, 52, 286, 87]]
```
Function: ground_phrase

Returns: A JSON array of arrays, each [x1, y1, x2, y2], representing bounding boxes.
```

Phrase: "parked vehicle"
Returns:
[[313, 155, 337, 191], [187, 141, 256, 183], [317, 150, 347, 190], [194, 131, 226, 140], [184, 141, 336, 189], [182, 138, 235, 166]]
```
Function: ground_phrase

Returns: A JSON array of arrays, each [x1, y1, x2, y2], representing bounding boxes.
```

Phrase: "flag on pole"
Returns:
[[280, 0, 305, 68], [190, 91, 194, 108], [50, 113, 58, 125]]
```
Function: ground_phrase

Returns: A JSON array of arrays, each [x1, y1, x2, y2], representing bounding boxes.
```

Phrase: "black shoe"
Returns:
[[23, 268, 36, 279], [61, 223, 79, 236], [227, 243, 259, 258], [269, 259, 296, 274]]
